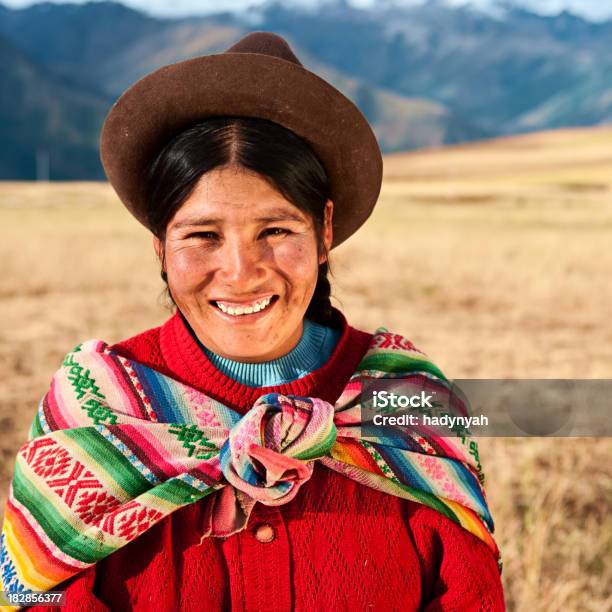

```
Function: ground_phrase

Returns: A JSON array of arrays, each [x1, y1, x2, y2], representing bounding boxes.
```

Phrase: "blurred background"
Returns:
[[1, 0, 611, 609]]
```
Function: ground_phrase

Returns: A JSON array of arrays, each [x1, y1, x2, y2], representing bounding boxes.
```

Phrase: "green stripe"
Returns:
[[148, 478, 206, 504], [393, 481, 459, 523], [63, 428, 152, 497], [295, 427, 337, 460], [29, 415, 44, 439], [358, 353, 448, 380], [12, 462, 116, 563]]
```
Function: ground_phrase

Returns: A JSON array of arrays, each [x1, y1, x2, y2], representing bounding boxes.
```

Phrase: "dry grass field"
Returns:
[[1, 125, 611, 610]]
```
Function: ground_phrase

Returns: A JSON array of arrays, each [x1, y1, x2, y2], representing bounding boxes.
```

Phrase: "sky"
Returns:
[[2, 0, 612, 21]]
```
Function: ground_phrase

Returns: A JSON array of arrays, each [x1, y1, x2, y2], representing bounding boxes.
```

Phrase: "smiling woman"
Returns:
[[0, 32, 505, 612]]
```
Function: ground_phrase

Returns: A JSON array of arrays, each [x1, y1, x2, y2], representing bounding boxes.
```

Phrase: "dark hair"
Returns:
[[145, 116, 337, 327]]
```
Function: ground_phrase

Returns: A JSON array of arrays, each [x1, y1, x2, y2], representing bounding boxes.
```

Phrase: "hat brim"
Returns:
[[99, 52, 382, 249]]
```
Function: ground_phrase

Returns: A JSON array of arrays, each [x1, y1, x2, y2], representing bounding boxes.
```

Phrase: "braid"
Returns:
[[305, 260, 336, 327]]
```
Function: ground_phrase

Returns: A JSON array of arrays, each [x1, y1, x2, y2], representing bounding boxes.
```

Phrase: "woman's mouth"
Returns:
[[210, 295, 279, 321]]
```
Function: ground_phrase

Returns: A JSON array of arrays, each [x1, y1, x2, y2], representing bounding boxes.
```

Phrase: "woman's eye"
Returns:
[[262, 227, 290, 237], [188, 231, 218, 240]]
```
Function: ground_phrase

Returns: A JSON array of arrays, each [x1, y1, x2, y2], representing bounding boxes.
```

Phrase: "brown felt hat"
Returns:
[[99, 31, 382, 249]]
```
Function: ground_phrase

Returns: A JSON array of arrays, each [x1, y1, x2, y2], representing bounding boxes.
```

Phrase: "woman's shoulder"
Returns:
[[108, 315, 176, 369], [406, 502, 505, 608]]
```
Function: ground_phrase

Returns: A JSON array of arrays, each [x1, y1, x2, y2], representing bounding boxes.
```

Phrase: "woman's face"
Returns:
[[154, 166, 333, 362]]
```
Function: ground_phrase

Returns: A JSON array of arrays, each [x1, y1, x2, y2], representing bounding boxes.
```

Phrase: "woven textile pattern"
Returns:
[[0, 327, 501, 608]]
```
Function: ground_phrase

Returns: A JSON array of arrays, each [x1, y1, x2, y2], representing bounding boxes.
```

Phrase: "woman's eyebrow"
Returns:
[[173, 209, 305, 229], [256, 210, 305, 223]]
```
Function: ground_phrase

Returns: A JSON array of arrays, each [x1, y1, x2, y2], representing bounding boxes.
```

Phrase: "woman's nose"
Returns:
[[218, 236, 266, 284]]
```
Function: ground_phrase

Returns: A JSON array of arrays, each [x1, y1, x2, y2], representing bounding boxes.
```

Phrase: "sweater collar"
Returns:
[[186, 317, 339, 387]]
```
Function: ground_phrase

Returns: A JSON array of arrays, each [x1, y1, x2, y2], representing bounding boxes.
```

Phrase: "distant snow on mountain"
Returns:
[[2, 0, 612, 22], [1, 0, 611, 178]]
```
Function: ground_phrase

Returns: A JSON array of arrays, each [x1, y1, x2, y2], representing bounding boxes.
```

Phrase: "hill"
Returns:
[[1, 0, 611, 178], [0, 33, 109, 179]]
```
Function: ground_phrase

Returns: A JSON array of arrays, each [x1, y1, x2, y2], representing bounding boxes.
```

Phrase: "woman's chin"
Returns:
[[203, 322, 283, 362], [191, 297, 304, 361], [209, 339, 280, 363]]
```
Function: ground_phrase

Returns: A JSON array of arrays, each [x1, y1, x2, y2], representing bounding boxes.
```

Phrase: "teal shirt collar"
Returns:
[[184, 316, 342, 387]]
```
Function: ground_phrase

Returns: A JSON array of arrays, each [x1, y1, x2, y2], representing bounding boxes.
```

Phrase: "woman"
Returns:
[[0, 32, 504, 611]]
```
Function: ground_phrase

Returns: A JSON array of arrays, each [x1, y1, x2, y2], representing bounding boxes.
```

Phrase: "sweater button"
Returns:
[[253, 523, 275, 543]]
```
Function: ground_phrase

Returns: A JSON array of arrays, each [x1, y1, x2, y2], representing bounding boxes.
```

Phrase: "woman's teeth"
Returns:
[[215, 296, 274, 316]]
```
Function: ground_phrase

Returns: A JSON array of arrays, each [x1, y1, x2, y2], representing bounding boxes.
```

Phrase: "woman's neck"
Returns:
[[186, 316, 342, 387]]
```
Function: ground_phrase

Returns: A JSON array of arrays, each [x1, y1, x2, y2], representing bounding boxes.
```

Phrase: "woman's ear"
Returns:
[[319, 200, 334, 264], [152, 236, 164, 269]]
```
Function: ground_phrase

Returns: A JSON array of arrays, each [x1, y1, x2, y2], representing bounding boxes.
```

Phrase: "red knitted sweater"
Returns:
[[31, 310, 505, 612]]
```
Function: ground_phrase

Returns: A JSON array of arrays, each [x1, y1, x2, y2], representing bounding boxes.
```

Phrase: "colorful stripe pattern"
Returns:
[[0, 328, 501, 607]]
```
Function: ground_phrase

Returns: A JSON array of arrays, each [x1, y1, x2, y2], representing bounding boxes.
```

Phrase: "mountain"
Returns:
[[0, 1, 169, 96], [0, 1, 486, 180], [0, 0, 611, 179], [254, 2, 612, 133], [0, 33, 109, 179]]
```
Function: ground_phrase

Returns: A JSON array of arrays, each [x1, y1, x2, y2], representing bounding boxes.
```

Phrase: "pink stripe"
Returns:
[[46, 378, 79, 430], [93, 352, 143, 418], [422, 431, 464, 460], [121, 425, 184, 477]]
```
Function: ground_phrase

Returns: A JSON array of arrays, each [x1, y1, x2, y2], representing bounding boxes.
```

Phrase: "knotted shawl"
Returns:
[[0, 328, 501, 606]]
